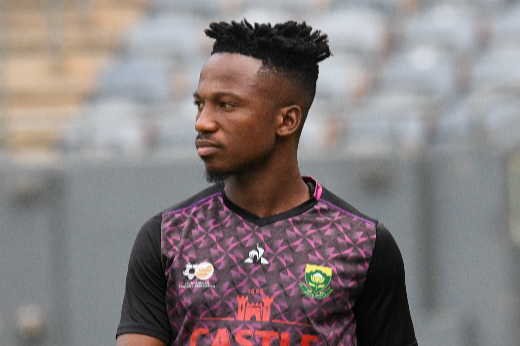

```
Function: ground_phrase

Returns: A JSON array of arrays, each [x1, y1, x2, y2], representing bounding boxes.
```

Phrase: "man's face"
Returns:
[[194, 53, 280, 182]]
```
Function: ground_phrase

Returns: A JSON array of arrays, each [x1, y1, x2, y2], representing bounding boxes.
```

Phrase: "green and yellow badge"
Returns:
[[300, 264, 333, 299]]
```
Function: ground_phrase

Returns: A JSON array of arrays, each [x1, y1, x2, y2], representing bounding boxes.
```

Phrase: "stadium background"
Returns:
[[1, 0, 520, 345]]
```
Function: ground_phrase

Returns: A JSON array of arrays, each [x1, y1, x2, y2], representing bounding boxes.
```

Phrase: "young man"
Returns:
[[117, 20, 417, 346]]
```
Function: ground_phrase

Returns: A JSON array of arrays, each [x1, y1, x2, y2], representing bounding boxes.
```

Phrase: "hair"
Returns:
[[205, 19, 331, 117]]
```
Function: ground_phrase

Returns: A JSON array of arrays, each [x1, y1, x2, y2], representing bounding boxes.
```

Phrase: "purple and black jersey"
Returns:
[[117, 177, 417, 346]]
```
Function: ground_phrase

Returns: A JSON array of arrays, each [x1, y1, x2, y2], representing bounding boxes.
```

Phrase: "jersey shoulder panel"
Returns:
[[318, 186, 378, 225], [314, 185, 379, 302], [161, 183, 224, 216]]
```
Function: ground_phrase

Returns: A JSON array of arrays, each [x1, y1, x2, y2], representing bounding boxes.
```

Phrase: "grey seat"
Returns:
[[473, 45, 520, 92], [155, 99, 199, 151], [122, 14, 204, 60], [492, 3, 520, 47], [380, 45, 457, 99], [402, 4, 479, 53], [96, 58, 172, 104], [63, 99, 146, 154], [315, 54, 369, 103], [150, 0, 222, 16], [330, 0, 405, 14], [311, 7, 388, 58]]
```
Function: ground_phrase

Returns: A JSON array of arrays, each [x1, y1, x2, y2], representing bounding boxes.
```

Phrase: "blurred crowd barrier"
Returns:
[[1, 149, 520, 345]]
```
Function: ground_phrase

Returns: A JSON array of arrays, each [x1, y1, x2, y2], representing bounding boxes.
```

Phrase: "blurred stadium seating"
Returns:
[[0, 0, 147, 158], [1, 0, 520, 159]]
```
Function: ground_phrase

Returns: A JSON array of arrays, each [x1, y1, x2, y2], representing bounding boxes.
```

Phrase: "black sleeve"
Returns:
[[353, 223, 417, 346], [116, 213, 172, 344]]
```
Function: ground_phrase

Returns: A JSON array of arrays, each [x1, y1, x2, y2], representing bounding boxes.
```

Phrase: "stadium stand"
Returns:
[[0, 0, 148, 158], [1, 0, 520, 162]]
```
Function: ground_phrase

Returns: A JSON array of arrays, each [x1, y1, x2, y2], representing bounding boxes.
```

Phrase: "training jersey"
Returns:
[[117, 177, 417, 346]]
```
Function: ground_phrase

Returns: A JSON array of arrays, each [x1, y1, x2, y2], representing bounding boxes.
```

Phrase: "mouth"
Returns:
[[195, 138, 221, 157]]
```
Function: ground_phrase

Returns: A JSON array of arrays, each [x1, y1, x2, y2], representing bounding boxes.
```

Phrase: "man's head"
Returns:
[[194, 20, 331, 183], [205, 20, 331, 119]]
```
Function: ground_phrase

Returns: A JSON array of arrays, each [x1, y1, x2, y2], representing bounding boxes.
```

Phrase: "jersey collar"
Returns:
[[222, 176, 320, 227]]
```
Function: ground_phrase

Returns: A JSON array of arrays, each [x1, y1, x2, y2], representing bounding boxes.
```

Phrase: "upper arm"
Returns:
[[116, 214, 172, 344], [117, 333, 167, 346], [353, 223, 417, 346]]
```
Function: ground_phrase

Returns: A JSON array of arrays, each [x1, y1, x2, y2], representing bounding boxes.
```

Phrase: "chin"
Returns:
[[204, 169, 230, 184]]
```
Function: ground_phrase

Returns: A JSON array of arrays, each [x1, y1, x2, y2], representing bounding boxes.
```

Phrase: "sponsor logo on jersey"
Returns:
[[192, 291, 318, 346], [244, 244, 270, 265], [180, 262, 215, 289], [237, 294, 273, 322], [300, 264, 333, 299]]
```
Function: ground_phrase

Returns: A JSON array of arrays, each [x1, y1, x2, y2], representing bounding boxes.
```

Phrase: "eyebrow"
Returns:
[[192, 91, 243, 100]]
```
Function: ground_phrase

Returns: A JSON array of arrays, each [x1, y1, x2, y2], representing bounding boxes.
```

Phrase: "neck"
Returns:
[[223, 157, 310, 218]]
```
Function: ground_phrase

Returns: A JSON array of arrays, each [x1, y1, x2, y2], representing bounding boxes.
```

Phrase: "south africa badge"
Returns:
[[300, 264, 333, 299]]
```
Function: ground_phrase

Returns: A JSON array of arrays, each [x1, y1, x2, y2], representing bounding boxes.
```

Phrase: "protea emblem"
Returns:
[[300, 264, 333, 299]]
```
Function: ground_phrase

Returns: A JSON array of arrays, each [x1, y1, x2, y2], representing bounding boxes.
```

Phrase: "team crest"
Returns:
[[300, 264, 333, 299]]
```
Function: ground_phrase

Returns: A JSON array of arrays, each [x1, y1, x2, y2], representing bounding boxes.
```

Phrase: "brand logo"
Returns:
[[180, 262, 215, 289], [300, 264, 333, 299], [244, 244, 270, 265]]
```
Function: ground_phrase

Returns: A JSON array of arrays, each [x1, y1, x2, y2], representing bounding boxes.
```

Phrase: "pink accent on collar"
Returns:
[[302, 176, 322, 200]]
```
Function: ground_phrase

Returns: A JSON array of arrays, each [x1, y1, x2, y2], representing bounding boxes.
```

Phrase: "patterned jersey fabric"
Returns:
[[117, 177, 418, 346], [161, 177, 376, 346]]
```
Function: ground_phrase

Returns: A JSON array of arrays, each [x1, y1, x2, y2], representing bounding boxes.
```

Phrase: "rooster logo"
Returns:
[[244, 244, 270, 265]]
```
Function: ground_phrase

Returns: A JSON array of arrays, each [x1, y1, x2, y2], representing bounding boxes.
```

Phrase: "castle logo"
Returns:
[[300, 264, 333, 299], [237, 295, 274, 322], [192, 293, 318, 346]]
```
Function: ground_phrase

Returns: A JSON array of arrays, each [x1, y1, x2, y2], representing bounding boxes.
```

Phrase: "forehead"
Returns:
[[197, 53, 267, 96]]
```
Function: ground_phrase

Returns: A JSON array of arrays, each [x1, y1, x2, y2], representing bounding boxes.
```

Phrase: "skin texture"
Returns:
[[194, 53, 310, 217]]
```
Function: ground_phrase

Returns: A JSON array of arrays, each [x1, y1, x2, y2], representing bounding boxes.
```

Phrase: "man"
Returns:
[[117, 20, 417, 346]]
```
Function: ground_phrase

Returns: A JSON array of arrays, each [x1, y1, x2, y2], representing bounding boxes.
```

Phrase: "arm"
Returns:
[[116, 214, 172, 344], [353, 223, 417, 346], [117, 334, 167, 346]]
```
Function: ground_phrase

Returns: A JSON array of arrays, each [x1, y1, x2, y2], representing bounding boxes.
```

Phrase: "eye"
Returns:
[[220, 102, 235, 110], [193, 100, 204, 112]]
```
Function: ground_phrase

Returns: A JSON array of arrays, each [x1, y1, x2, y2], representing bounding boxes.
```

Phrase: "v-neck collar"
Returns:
[[222, 177, 320, 227]]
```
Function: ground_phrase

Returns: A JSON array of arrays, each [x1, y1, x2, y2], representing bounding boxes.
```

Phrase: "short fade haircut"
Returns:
[[205, 19, 331, 116]]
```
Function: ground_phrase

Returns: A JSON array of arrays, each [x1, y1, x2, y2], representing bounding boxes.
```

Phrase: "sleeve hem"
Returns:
[[116, 325, 171, 344]]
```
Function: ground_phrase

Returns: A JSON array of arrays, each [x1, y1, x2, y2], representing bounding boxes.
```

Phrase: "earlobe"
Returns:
[[277, 105, 302, 137]]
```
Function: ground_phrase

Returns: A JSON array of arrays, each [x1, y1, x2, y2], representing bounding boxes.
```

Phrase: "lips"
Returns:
[[195, 138, 221, 157]]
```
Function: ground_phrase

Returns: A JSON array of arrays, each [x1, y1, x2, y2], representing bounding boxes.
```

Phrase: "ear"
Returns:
[[276, 105, 302, 138]]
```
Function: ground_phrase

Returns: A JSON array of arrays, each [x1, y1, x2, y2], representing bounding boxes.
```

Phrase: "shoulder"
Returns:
[[317, 185, 403, 277], [318, 186, 378, 225], [161, 183, 224, 216], [373, 224, 404, 265], [369, 223, 406, 284], [132, 183, 224, 256]]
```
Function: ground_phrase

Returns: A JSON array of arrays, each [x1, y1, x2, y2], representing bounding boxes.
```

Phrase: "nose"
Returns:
[[195, 104, 218, 133]]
